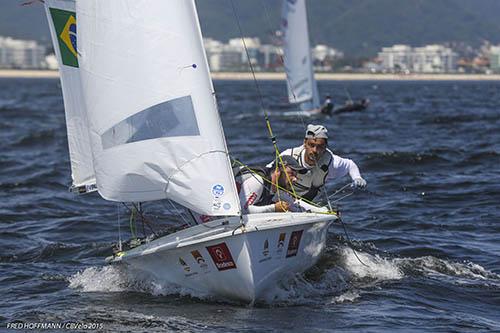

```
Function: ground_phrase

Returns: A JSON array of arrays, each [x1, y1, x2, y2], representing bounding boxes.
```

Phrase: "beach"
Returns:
[[2, 69, 500, 81]]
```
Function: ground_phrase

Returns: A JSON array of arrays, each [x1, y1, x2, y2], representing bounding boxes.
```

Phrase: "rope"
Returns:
[[310, 153, 334, 211], [128, 205, 137, 239], [339, 216, 369, 268], [332, 191, 354, 204], [258, 0, 309, 130], [229, 0, 267, 113], [165, 199, 192, 226], [229, 0, 298, 198], [116, 203, 122, 251], [328, 182, 353, 200], [131, 202, 158, 237]]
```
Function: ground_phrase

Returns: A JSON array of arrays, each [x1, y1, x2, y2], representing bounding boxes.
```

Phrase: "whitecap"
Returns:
[[341, 247, 404, 280]]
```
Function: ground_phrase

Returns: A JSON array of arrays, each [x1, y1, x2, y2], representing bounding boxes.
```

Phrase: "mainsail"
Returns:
[[281, 0, 320, 111], [44, 0, 96, 192], [76, 0, 240, 216]]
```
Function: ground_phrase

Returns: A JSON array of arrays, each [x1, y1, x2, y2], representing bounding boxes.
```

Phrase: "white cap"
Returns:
[[305, 124, 328, 139]]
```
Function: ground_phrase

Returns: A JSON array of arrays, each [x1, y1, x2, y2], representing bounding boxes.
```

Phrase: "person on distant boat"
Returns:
[[235, 155, 327, 214], [320, 95, 334, 115], [267, 124, 367, 201]]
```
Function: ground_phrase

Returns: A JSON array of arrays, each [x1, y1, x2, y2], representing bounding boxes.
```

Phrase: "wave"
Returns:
[[0, 168, 65, 191], [66, 245, 500, 307], [68, 264, 214, 300], [363, 151, 449, 169], [462, 151, 500, 163], [396, 256, 500, 281], [0, 240, 105, 264], [11, 129, 57, 148], [68, 265, 132, 293], [422, 114, 500, 125]]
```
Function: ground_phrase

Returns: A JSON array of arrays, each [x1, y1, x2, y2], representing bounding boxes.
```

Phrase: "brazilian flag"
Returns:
[[49, 8, 78, 68]]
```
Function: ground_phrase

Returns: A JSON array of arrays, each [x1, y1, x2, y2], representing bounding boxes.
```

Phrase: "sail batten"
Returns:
[[76, 0, 241, 216], [281, 0, 320, 110]]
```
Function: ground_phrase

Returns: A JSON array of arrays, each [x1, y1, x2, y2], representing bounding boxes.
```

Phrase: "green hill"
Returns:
[[2, 0, 500, 57], [197, 0, 500, 56]]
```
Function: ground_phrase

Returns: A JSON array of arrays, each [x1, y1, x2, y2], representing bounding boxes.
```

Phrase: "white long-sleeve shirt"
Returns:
[[267, 145, 362, 197]]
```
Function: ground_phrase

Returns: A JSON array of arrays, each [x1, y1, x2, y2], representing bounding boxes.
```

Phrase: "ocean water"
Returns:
[[0, 78, 499, 332]]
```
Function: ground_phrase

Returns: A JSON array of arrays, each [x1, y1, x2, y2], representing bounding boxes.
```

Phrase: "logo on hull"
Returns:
[[206, 242, 237, 271], [286, 230, 303, 258], [259, 239, 272, 263], [191, 250, 209, 271], [277, 232, 286, 255], [179, 257, 197, 277]]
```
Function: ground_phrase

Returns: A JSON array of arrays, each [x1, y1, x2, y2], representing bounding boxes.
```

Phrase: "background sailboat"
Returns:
[[280, 0, 369, 116], [281, 0, 321, 115]]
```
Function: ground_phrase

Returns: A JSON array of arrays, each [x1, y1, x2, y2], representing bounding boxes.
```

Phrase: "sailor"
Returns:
[[236, 155, 327, 214], [320, 95, 334, 115], [267, 124, 367, 201]]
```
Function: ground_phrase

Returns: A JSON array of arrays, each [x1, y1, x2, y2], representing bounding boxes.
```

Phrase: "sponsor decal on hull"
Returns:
[[191, 250, 210, 273], [286, 230, 303, 258], [206, 242, 237, 271], [178, 257, 198, 277], [259, 239, 272, 263], [276, 232, 286, 255]]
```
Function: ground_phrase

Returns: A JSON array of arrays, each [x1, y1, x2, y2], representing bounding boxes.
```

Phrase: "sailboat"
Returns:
[[45, 0, 337, 303], [281, 0, 323, 116], [281, 0, 370, 117]]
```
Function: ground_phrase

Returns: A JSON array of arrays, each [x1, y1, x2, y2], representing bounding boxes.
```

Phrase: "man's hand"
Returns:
[[353, 177, 367, 188], [274, 200, 290, 212]]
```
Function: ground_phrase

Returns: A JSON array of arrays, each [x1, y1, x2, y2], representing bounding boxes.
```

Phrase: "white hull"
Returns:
[[112, 212, 336, 303], [282, 108, 324, 117]]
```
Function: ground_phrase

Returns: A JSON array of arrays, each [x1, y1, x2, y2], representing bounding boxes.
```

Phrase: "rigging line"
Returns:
[[139, 202, 146, 238], [332, 191, 354, 203], [339, 216, 369, 268], [170, 202, 219, 229], [229, 0, 267, 114], [344, 86, 353, 103], [273, 149, 299, 208], [128, 205, 137, 239], [229, 0, 297, 196], [258, 0, 308, 131], [258, 0, 296, 102], [311, 153, 333, 211], [328, 182, 353, 200], [227, 0, 273, 134], [321, 186, 333, 212], [131, 202, 158, 237], [165, 199, 191, 227], [117, 203, 122, 252]]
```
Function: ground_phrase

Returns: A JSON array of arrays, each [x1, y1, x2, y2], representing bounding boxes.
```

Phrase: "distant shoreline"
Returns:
[[2, 69, 500, 81]]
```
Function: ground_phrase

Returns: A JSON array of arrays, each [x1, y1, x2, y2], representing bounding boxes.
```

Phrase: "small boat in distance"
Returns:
[[281, 0, 369, 118], [334, 98, 370, 114]]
